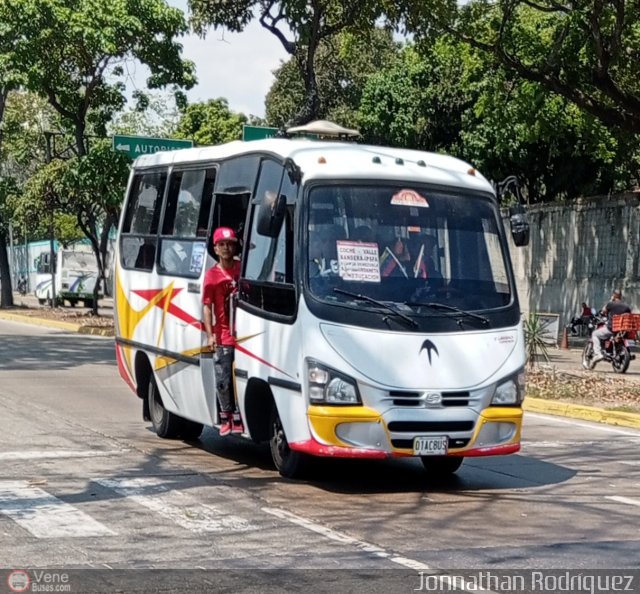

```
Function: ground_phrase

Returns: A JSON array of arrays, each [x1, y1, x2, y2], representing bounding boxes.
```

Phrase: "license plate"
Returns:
[[627, 340, 636, 348], [413, 436, 448, 456]]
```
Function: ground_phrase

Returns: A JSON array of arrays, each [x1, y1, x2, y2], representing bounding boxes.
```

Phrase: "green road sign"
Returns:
[[112, 135, 193, 159], [242, 125, 279, 142]]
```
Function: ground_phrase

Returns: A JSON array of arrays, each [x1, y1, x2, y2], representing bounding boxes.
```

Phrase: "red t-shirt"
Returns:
[[202, 260, 241, 346]]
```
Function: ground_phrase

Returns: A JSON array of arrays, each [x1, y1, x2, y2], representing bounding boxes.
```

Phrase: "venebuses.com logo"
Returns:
[[6, 570, 30, 593]]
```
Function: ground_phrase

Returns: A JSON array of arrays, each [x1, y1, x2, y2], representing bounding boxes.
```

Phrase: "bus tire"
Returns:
[[147, 375, 182, 439], [420, 456, 463, 476], [179, 419, 204, 441], [269, 405, 308, 479]]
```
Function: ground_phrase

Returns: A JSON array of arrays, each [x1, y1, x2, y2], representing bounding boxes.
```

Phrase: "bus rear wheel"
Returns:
[[269, 405, 308, 479], [420, 456, 464, 477], [148, 376, 183, 439]]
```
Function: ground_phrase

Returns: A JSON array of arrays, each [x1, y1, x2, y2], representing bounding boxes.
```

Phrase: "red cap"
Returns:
[[213, 227, 238, 245]]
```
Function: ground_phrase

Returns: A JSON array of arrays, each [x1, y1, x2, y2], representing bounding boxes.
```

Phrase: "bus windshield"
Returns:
[[305, 184, 512, 313]]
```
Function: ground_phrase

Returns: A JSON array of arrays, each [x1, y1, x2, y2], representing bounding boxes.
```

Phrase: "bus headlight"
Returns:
[[307, 360, 361, 405], [491, 370, 525, 406]]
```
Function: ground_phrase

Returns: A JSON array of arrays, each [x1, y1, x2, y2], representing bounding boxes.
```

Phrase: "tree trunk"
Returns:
[[0, 231, 14, 308]]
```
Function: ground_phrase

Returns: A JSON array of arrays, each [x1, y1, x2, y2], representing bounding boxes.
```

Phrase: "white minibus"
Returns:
[[114, 129, 530, 477]]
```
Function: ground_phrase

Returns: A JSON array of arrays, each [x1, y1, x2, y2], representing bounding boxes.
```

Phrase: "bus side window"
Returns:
[[241, 159, 297, 317], [120, 171, 166, 271], [158, 168, 215, 278]]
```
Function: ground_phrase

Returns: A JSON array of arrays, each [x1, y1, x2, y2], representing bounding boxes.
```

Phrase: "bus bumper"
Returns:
[[292, 405, 522, 459]]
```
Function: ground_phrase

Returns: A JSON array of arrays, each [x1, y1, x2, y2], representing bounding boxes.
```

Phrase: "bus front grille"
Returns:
[[389, 391, 471, 407], [387, 420, 474, 432]]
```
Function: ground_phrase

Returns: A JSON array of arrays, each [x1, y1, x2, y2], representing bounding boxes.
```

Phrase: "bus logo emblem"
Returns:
[[420, 339, 439, 364], [424, 392, 442, 406]]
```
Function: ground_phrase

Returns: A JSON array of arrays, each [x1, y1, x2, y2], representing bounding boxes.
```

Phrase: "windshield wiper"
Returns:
[[334, 288, 418, 328], [404, 301, 489, 325]]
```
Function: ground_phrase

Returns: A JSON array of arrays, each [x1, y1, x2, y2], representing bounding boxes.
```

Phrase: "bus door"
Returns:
[[153, 167, 216, 424]]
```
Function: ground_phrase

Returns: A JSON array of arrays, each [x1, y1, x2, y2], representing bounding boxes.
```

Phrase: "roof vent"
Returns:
[[372, 156, 381, 164], [417, 160, 426, 167], [395, 158, 404, 165], [286, 120, 361, 140]]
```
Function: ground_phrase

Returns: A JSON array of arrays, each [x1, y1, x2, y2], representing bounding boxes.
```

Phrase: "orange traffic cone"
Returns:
[[560, 326, 569, 350]]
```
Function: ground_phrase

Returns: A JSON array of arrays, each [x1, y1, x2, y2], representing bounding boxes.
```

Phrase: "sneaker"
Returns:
[[231, 412, 244, 435], [219, 413, 232, 437], [592, 353, 604, 365]]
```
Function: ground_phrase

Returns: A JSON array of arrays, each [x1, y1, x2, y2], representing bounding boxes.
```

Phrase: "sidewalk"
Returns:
[[0, 292, 114, 336]]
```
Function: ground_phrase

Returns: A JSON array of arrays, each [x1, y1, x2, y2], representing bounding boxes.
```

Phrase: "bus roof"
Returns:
[[132, 138, 494, 195]]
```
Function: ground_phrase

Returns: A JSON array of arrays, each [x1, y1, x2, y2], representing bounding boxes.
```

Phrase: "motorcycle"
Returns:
[[582, 314, 636, 373]]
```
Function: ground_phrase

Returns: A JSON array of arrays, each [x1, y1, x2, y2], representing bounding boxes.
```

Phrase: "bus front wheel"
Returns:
[[269, 405, 308, 479], [148, 376, 183, 439], [420, 456, 463, 477]]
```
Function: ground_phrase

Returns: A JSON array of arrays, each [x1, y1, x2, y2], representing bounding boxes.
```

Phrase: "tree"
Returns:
[[175, 98, 248, 145], [265, 27, 400, 128], [19, 142, 130, 314], [402, 0, 640, 134], [0, 0, 196, 307], [4, 0, 197, 155], [110, 91, 182, 138], [358, 41, 476, 152], [189, 0, 396, 125], [0, 5, 26, 307], [357, 38, 640, 201]]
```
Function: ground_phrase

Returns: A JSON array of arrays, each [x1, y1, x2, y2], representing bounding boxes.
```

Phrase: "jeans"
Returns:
[[592, 326, 612, 356], [214, 346, 235, 413]]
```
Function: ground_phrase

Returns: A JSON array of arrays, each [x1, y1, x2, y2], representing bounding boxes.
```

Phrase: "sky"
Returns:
[[128, 0, 290, 118]]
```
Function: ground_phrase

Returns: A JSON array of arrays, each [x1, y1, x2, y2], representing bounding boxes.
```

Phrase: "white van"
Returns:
[[34, 247, 102, 307], [113, 129, 530, 478]]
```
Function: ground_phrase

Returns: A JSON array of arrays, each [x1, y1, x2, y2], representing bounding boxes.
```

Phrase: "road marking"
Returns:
[[0, 449, 129, 461], [606, 495, 640, 507], [262, 507, 501, 592], [263, 507, 432, 570], [97, 477, 252, 533], [0, 481, 115, 538]]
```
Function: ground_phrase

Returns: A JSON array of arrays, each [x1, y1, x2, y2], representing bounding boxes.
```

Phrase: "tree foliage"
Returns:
[[357, 39, 640, 202], [3, 0, 197, 155], [265, 27, 400, 128], [403, 0, 640, 133], [189, 0, 397, 125], [17, 141, 130, 313], [175, 98, 247, 145]]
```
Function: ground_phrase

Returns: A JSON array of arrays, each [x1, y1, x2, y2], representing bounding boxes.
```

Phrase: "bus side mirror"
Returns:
[[509, 203, 530, 247], [256, 192, 287, 237]]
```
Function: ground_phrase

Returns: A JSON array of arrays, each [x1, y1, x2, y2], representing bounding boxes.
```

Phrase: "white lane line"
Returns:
[[526, 412, 640, 436], [0, 481, 115, 538], [0, 449, 129, 461], [606, 495, 640, 507], [262, 507, 501, 592], [97, 477, 252, 533], [263, 507, 429, 570]]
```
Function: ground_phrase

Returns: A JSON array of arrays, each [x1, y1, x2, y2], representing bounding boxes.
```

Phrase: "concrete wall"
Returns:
[[506, 192, 640, 329]]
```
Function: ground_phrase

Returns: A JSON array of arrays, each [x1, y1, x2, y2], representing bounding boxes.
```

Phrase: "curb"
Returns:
[[524, 397, 640, 430], [0, 311, 114, 337]]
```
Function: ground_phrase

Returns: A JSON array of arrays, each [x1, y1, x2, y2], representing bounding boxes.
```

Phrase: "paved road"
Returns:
[[0, 320, 639, 592]]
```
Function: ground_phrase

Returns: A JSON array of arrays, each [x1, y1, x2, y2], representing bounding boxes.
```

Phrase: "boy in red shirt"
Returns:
[[202, 227, 243, 436]]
